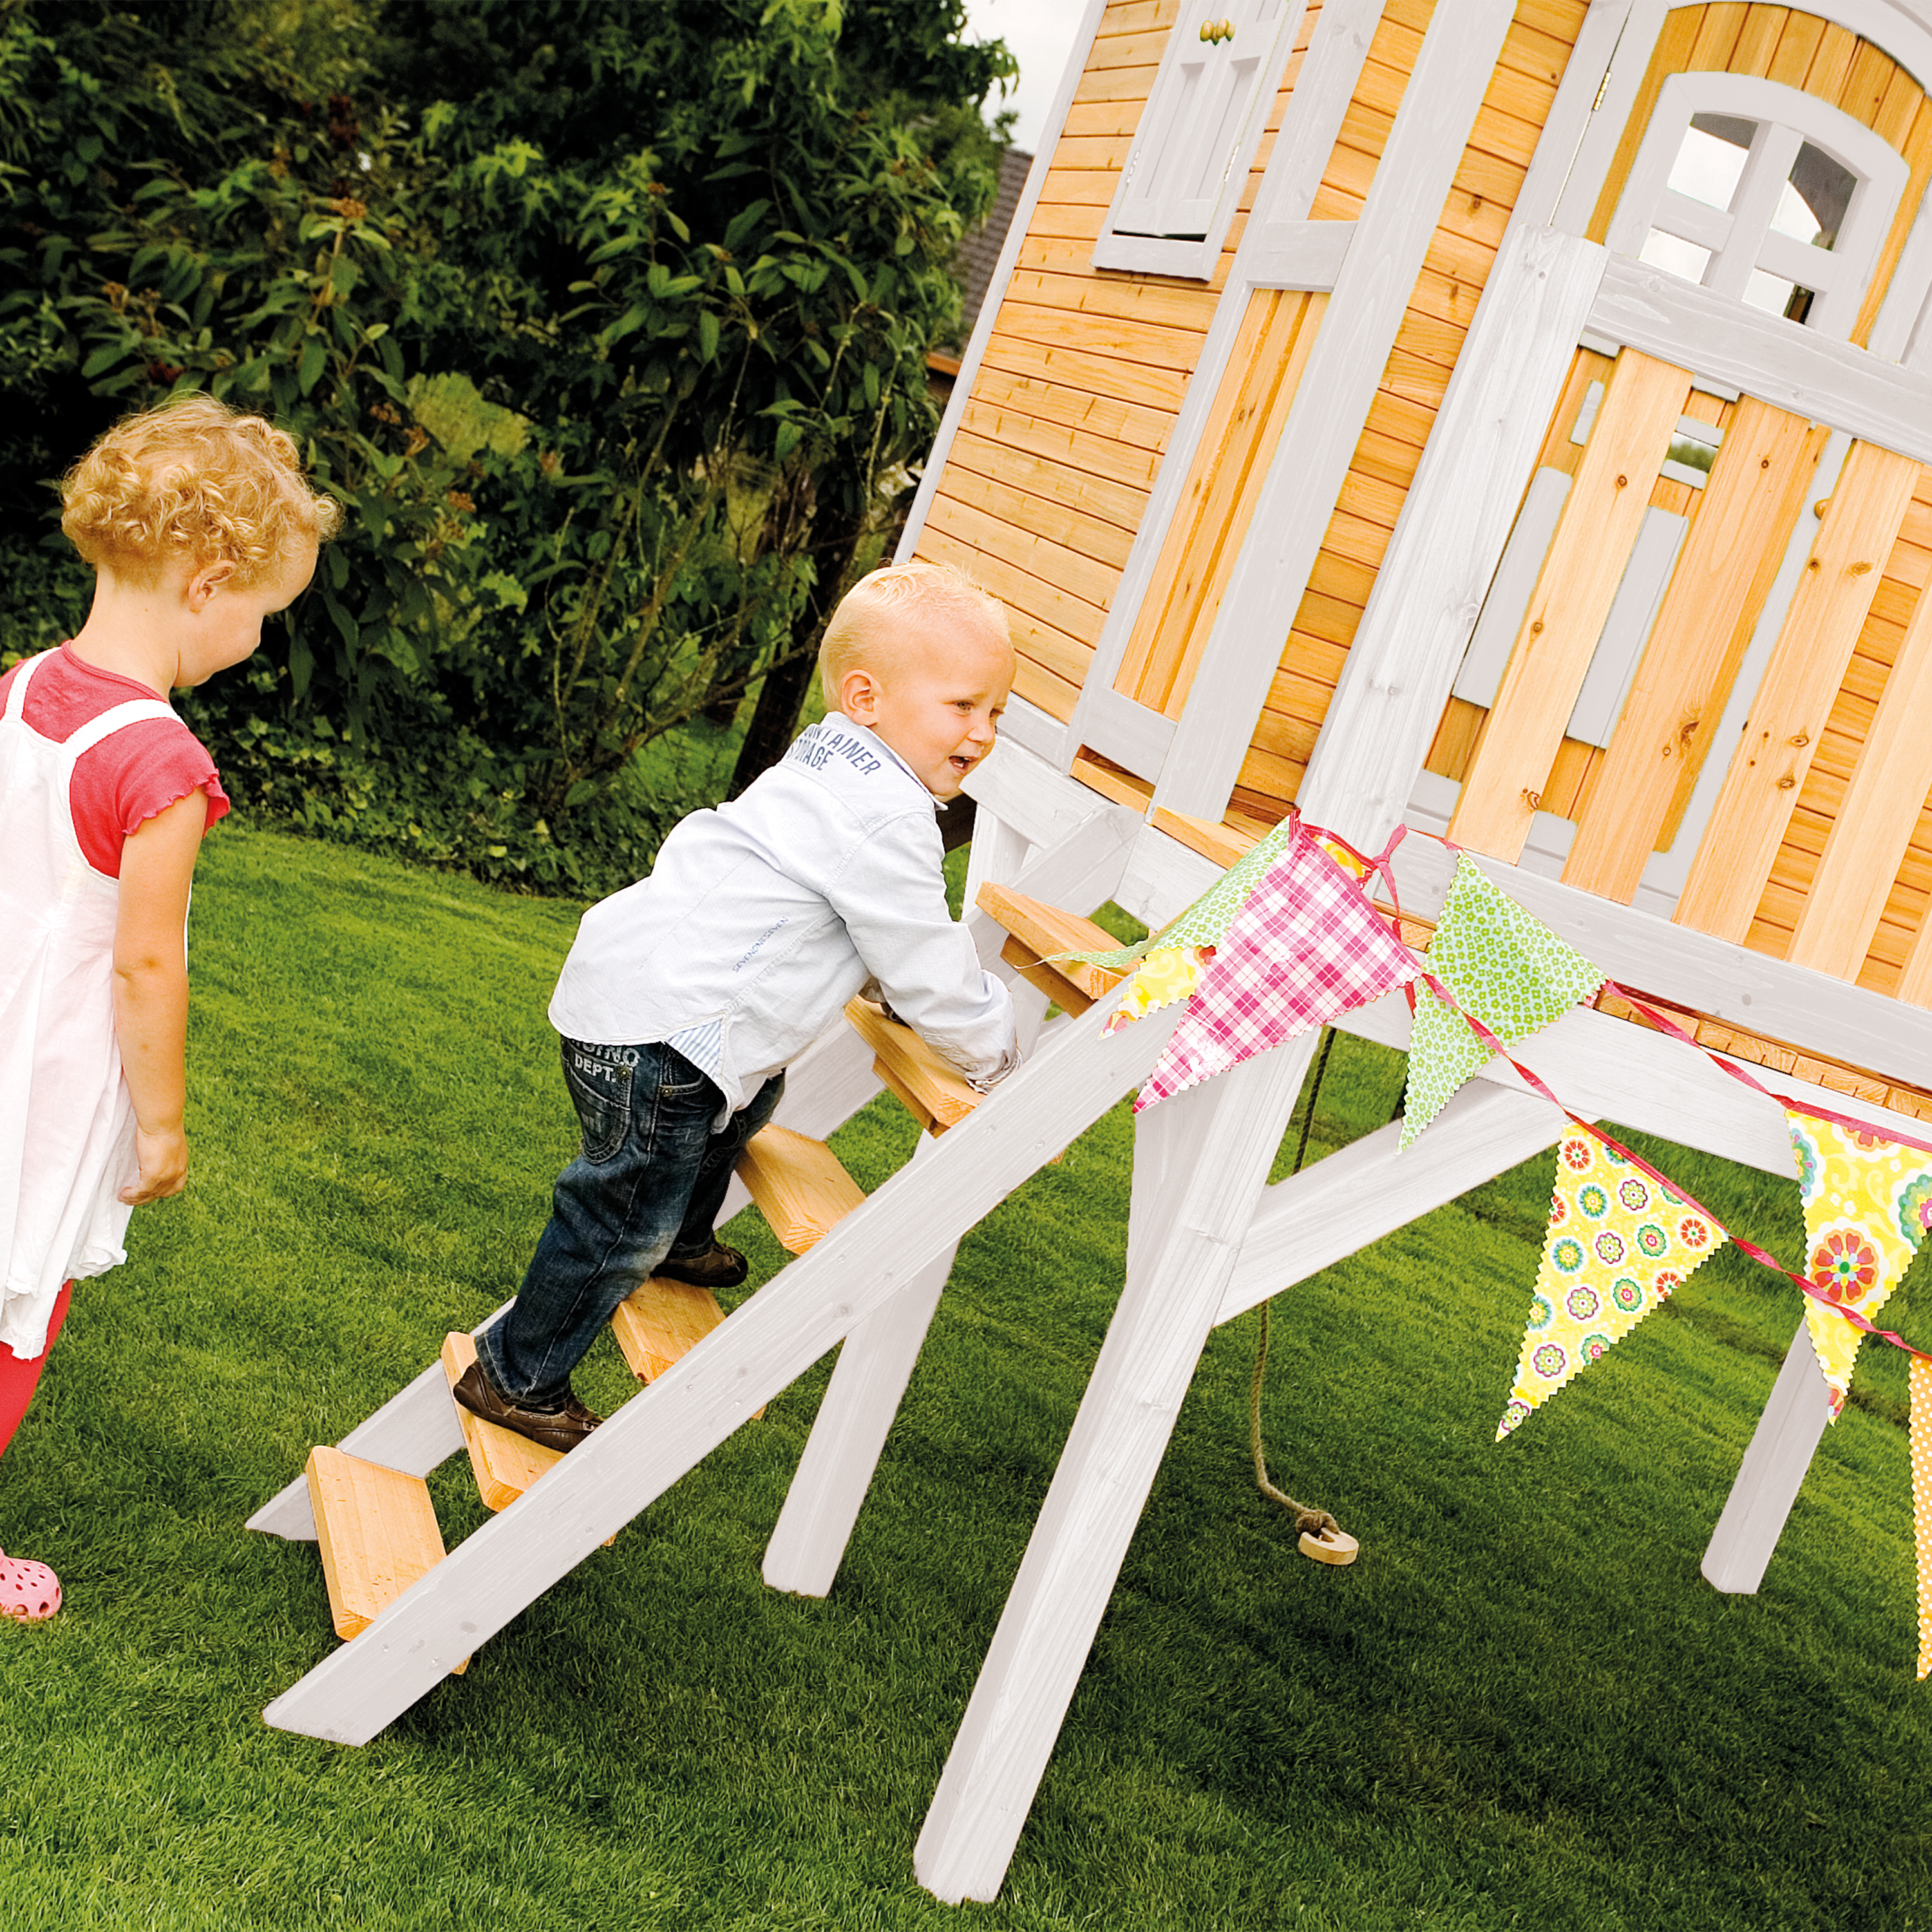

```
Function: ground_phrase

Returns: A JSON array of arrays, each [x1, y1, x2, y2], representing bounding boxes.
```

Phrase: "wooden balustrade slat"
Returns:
[[1446, 348, 1691, 862], [1676, 439, 1922, 942]]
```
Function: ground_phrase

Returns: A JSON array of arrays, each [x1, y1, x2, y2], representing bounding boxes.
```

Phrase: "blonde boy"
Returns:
[[457, 562, 1019, 1450]]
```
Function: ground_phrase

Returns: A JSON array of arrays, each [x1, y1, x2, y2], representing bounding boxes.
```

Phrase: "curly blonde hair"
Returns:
[[818, 559, 1011, 708], [61, 393, 342, 584]]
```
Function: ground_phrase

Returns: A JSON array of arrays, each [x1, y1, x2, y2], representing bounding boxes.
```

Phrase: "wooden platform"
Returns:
[[305, 1445, 465, 1671], [976, 881, 1126, 1017], [736, 1124, 867, 1253], [611, 1277, 722, 1381], [439, 1330, 562, 1511], [844, 998, 983, 1134]]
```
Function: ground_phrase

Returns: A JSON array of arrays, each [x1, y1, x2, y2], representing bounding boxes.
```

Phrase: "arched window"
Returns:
[[1604, 71, 1908, 339]]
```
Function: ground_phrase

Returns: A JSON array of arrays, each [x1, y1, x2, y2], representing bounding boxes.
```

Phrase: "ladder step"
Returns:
[[611, 1277, 724, 1380], [844, 998, 981, 1135], [736, 1124, 866, 1253], [611, 1280, 768, 1417], [305, 1445, 468, 1672], [440, 1330, 562, 1511], [976, 882, 1125, 1018]]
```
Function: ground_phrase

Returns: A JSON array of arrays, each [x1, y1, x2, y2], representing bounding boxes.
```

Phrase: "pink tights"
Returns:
[[0, 1281, 71, 1463]]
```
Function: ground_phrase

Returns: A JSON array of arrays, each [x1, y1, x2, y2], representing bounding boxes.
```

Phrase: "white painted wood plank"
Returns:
[[961, 737, 1107, 851], [916, 1034, 1320, 1903], [1875, 190, 1932, 365], [1248, 0, 1383, 231], [1291, 225, 1609, 845], [961, 811, 1033, 951], [987, 694, 1068, 770], [1115, 819, 1222, 933], [895, 0, 1108, 564], [1452, 468, 1573, 713], [1072, 685, 1178, 781], [245, 1303, 514, 1542], [263, 998, 1180, 1745], [1517, 0, 1641, 232], [1241, 218, 1354, 290], [1702, 1321, 1837, 1593], [1567, 505, 1689, 748], [1123, 813, 1932, 1099], [764, 1135, 958, 1597], [1153, 0, 1523, 824], [1383, 835, 1932, 1091], [963, 804, 1143, 969], [1589, 259, 1932, 466], [1333, 972, 1932, 1182], [1551, 2, 1670, 236], [1061, 0, 1381, 780], [1214, 1083, 1572, 1325]]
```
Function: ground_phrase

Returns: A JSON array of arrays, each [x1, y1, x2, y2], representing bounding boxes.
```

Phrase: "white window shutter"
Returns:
[[1115, 0, 1289, 241]]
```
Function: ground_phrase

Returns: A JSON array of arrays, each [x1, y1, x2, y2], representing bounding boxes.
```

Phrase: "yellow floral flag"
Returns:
[[1104, 945, 1209, 1033], [1785, 1108, 1932, 1417], [1498, 1127, 1728, 1440], [1913, 1354, 1932, 1681]]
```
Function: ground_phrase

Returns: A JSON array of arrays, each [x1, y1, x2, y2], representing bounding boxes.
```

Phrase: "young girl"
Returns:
[[0, 395, 337, 1619]]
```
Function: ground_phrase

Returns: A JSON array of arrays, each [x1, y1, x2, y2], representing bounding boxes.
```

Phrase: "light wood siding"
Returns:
[[1226, 0, 1591, 825], [913, 0, 1322, 721], [1584, 5, 1932, 350]]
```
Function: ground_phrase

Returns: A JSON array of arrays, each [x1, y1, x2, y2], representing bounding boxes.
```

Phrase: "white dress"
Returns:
[[0, 650, 178, 1358]]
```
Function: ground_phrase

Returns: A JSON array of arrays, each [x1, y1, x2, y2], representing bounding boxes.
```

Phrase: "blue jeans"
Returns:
[[478, 1038, 784, 1405]]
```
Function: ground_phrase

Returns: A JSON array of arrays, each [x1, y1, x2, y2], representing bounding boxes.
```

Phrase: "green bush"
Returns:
[[0, 0, 1011, 891]]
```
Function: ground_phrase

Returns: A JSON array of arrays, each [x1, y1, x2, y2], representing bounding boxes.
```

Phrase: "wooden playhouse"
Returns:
[[252, 0, 1932, 1904]]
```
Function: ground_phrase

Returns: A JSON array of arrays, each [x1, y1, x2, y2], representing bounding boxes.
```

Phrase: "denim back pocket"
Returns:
[[560, 1039, 636, 1164]]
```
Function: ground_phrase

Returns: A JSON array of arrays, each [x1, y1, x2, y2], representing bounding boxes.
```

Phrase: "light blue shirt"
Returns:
[[549, 717, 1017, 1121]]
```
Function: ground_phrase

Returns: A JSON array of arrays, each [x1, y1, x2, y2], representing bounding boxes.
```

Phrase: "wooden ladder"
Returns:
[[299, 1098, 887, 1666], [288, 876, 1127, 1677]]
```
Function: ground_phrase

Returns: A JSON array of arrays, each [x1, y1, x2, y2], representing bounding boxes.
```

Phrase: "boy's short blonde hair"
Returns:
[[61, 393, 342, 585], [819, 560, 1011, 708]]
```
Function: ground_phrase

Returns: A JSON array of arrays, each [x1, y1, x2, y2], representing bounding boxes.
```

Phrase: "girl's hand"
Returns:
[[121, 1124, 189, 1204]]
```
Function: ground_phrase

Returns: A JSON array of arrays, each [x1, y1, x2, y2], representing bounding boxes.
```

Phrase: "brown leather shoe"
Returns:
[[451, 1358, 602, 1454], [654, 1240, 749, 1290]]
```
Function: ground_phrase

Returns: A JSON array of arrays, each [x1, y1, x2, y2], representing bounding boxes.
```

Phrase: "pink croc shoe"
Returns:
[[0, 1547, 61, 1621]]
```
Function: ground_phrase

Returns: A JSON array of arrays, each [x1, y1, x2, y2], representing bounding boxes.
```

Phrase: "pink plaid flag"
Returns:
[[1137, 817, 1420, 1112]]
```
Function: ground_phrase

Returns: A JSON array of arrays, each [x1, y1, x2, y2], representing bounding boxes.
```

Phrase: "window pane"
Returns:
[[1669, 115, 1755, 209], [1743, 267, 1814, 323], [1771, 142, 1857, 249], [1640, 227, 1713, 283]]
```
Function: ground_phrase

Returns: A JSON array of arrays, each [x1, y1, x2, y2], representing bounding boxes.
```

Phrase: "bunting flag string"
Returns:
[[1137, 813, 1419, 1110], [1400, 855, 1604, 1149], [1913, 1357, 1932, 1680], [1499, 1124, 1728, 1438], [1082, 806, 1929, 1667]]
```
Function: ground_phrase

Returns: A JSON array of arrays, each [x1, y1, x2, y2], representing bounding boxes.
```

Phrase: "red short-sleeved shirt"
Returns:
[[0, 644, 229, 878]]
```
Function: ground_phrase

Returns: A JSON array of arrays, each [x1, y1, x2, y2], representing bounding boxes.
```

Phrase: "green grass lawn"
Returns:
[[3, 824, 1928, 1931]]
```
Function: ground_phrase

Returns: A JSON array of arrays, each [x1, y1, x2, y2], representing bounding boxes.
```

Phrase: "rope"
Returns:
[[1249, 1027, 1344, 1540]]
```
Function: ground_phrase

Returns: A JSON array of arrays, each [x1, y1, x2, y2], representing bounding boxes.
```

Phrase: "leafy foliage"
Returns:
[[0, 0, 1011, 889]]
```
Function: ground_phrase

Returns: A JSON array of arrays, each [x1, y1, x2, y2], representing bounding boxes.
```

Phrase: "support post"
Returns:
[[764, 1134, 959, 1596], [1701, 1322, 1835, 1594], [914, 1035, 1317, 1903]]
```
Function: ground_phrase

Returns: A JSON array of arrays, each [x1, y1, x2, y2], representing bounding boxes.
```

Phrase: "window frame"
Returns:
[[1604, 70, 1908, 340], [1091, 0, 1306, 281]]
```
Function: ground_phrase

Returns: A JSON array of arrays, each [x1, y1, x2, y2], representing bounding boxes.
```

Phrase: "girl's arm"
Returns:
[[112, 790, 207, 1206]]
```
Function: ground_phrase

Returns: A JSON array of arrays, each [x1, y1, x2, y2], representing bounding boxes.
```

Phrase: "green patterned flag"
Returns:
[[1401, 856, 1604, 1149]]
